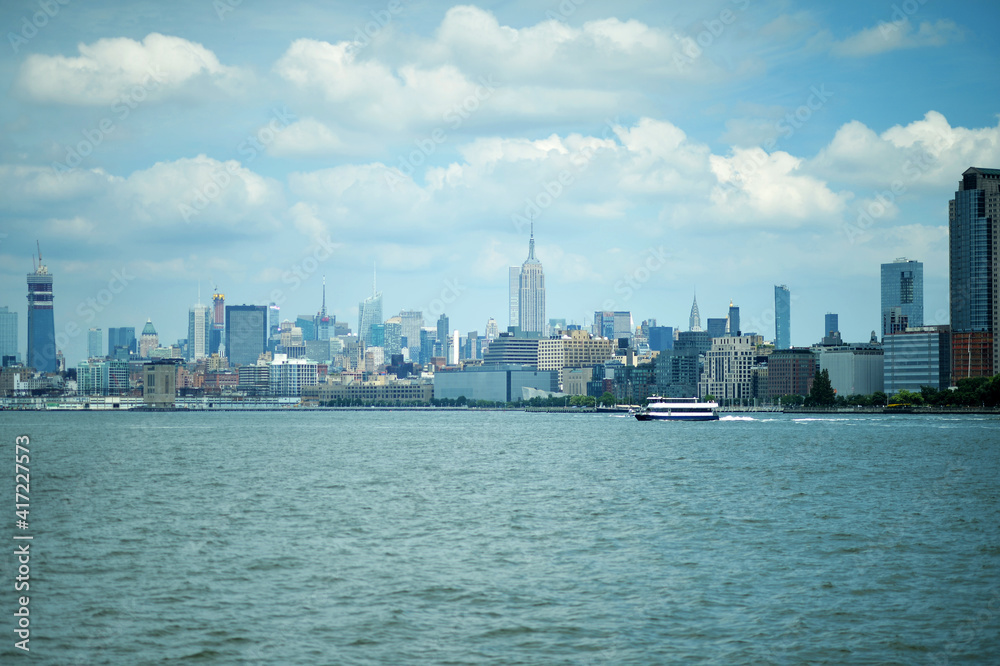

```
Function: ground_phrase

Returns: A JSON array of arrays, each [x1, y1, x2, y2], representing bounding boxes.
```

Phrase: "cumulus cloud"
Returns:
[[809, 111, 1000, 190], [830, 18, 962, 57], [16, 33, 246, 105], [269, 118, 343, 157], [710, 148, 848, 224]]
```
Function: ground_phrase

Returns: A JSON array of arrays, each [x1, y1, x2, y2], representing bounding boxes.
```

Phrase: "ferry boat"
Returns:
[[633, 396, 719, 421]]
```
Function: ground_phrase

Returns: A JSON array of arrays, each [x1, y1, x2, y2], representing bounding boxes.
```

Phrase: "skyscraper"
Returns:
[[358, 263, 383, 345], [436, 313, 450, 360], [881, 258, 923, 337], [87, 328, 103, 359], [212, 290, 225, 327], [0, 306, 17, 365], [508, 267, 520, 328], [485, 318, 499, 342], [593, 311, 615, 339], [518, 225, 545, 334], [107, 327, 136, 357], [225, 305, 268, 367], [315, 277, 331, 341], [727, 302, 740, 337], [689, 293, 702, 332], [187, 302, 211, 361], [399, 310, 423, 354], [949, 167, 999, 381], [27, 246, 56, 372], [774, 285, 790, 349], [825, 313, 839, 338], [140, 319, 159, 358]]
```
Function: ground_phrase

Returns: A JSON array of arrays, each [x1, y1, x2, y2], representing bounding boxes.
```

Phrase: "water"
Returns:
[[1, 411, 998, 664]]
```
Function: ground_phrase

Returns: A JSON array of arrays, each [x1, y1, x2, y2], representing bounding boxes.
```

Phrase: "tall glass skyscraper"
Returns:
[[881, 258, 923, 338], [108, 327, 136, 356], [517, 225, 545, 334], [225, 305, 268, 366], [949, 167, 999, 381], [87, 328, 103, 359], [27, 252, 56, 372], [0, 306, 18, 365], [774, 285, 790, 349]]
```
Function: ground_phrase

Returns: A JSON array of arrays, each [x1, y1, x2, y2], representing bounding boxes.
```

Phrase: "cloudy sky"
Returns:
[[1, 0, 999, 363]]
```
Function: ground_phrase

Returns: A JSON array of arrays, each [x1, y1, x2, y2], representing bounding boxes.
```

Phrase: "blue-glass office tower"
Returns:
[[225, 305, 268, 367], [27, 257, 56, 372], [108, 327, 137, 356], [728, 304, 740, 336], [825, 313, 839, 337], [949, 167, 999, 381], [774, 285, 791, 349], [706, 318, 727, 339], [881, 258, 923, 337], [0, 306, 18, 365], [648, 326, 674, 352]]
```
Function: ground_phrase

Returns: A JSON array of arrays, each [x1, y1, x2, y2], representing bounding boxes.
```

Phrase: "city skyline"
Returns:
[[1, 1, 999, 363]]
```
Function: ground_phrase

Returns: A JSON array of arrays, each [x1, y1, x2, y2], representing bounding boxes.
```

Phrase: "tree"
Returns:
[[599, 391, 616, 407], [806, 369, 836, 406]]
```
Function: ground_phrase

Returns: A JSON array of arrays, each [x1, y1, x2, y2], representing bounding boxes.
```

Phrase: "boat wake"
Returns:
[[719, 415, 755, 421]]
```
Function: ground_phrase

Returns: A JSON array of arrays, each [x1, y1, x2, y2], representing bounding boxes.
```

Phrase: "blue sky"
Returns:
[[1, 0, 999, 364]]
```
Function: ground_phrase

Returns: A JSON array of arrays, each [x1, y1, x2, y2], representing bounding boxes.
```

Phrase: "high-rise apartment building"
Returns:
[[518, 226, 546, 334], [881, 258, 923, 337], [27, 248, 56, 372], [225, 305, 268, 367], [949, 167, 999, 381], [774, 285, 790, 349]]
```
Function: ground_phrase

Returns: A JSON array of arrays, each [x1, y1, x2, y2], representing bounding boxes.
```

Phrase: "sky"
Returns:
[[1, 0, 999, 364]]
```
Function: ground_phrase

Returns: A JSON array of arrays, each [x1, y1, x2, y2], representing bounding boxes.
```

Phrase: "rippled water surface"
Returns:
[[2, 411, 998, 664]]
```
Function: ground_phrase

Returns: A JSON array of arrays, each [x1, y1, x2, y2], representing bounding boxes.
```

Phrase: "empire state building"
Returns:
[[518, 225, 545, 334]]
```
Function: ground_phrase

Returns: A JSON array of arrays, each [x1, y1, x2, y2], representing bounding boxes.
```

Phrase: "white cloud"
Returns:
[[269, 118, 343, 157], [16, 33, 246, 105], [810, 111, 1000, 190], [831, 18, 962, 57], [710, 148, 848, 224]]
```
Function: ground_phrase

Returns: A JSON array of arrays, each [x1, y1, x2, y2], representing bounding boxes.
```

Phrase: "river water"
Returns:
[[1, 411, 998, 664]]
